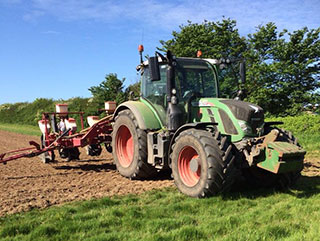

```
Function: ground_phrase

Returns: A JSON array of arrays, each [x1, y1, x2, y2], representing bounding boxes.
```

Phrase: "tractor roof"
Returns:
[[140, 57, 220, 67]]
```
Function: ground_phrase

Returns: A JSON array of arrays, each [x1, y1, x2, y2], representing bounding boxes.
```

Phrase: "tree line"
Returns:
[[159, 19, 320, 116], [88, 19, 320, 116], [0, 74, 137, 126]]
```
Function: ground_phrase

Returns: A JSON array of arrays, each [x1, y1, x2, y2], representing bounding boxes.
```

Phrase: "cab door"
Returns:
[[140, 65, 168, 126]]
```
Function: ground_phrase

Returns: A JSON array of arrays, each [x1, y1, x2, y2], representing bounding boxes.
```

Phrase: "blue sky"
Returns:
[[0, 0, 319, 104]]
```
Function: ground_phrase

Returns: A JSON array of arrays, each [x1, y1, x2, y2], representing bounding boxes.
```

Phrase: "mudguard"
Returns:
[[113, 101, 162, 130]]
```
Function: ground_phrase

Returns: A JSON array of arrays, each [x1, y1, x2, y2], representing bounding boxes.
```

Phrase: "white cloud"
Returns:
[[21, 0, 320, 34]]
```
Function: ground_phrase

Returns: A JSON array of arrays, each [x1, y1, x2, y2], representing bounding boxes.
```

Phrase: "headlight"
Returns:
[[238, 120, 252, 135]]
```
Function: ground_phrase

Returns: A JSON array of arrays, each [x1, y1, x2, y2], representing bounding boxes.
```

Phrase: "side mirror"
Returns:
[[148, 56, 160, 81], [239, 61, 246, 84]]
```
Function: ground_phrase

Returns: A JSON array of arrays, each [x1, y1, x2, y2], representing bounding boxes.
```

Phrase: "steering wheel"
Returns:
[[183, 90, 192, 99], [185, 91, 201, 122]]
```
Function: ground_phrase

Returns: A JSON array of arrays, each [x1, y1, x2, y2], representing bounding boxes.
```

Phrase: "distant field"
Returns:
[[0, 123, 41, 136]]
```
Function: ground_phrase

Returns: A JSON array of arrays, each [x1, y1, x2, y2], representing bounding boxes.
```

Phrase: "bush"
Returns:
[[267, 114, 320, 135], [0, 99, 54, 125], [0, 98, 93, 127]]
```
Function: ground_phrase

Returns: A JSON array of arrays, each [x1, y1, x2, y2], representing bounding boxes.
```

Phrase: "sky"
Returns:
[[0, 0, 319, 104]]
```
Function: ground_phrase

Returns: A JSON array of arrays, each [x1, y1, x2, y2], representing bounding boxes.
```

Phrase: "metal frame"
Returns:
[[0, 112, 113, 164]]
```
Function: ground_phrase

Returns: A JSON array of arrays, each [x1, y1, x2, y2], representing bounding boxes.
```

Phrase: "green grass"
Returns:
[[1, 179, 320, 241], [0, 123, 41, 136], [295, 134, 320, 158]]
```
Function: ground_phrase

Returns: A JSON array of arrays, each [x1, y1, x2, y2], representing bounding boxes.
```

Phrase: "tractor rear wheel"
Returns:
[[112, 110, 156, 179], [243, 128, 302, 188], [171, 129, 237, 197]]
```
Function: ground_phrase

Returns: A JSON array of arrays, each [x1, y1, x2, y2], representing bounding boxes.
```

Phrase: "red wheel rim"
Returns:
[[178, 146, 201, 187], [116, 125, 134, 168]]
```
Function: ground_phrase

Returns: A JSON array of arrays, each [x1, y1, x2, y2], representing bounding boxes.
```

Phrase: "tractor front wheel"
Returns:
[[171, 129, 237, 197], [112, 110, 156, 179]]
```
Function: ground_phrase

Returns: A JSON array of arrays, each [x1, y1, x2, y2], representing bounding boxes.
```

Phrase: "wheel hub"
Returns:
[[190, 158, 199, 172]]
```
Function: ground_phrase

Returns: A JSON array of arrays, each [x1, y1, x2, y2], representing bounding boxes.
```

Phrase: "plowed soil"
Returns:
[[0, 130, 174, 216], [0, 130, 319, 217]]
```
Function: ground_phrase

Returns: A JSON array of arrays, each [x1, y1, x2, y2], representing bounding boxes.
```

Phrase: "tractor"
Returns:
[[111, 46, 306, 197]]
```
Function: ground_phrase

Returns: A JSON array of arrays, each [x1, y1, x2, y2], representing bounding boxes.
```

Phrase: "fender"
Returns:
[[113, 101, 162, 130], [168, 122, 218, 164]]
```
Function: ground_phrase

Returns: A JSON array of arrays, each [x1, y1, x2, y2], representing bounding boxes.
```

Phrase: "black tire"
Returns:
[[171, 129, 237, 198], [40, 135, 55, 163], [105, 143, 112, 153], [67, 147, 80, 162], [59, 147, 80, 162], [243, 127, 302, 188], [112, 110, 157, 179]]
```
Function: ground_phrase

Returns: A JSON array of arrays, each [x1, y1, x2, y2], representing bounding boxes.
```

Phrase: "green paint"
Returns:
[[140, 98, 166, 128], [116, 101, 162, 130], [139, 98, 165, 129], [257, 142, 306, 174], [190, 98, 247, 142]]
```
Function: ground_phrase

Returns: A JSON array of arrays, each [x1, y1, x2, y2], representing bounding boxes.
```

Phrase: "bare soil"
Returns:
[[0, 130, 319, 217], [0, 130, 174, 216]]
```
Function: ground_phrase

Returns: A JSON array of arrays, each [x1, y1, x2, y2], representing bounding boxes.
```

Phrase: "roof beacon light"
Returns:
[[197, 50, 202, 58], [138, 44, 144, 53], [138, 44, 144, 64]]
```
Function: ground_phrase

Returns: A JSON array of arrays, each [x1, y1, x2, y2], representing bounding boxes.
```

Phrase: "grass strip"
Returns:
[[0, 123, 41, 136], [0, 178, 320, 241]]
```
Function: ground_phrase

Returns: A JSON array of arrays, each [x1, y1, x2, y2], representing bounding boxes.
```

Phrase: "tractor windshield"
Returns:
[[140, 58, 219, 125], [175, 59, 218, 100]]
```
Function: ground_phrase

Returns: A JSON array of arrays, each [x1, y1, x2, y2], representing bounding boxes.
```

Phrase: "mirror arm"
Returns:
[[155, 51, 166, 62]]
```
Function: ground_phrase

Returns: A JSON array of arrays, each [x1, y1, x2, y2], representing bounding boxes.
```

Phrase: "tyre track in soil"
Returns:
[[0, 130, 174, 216]]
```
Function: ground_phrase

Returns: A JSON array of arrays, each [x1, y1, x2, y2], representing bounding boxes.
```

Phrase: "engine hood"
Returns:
[[219, 100, 263, 122], [219, 99, 264, 132]]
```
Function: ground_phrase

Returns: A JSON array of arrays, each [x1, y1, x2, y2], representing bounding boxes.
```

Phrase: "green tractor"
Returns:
[[111, 47, 306, 197]]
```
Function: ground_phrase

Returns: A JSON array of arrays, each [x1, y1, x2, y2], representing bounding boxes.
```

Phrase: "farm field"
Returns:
[[0, 127, 319, 217], [0, 130, 173, 216], [0, 128, 319, 240]]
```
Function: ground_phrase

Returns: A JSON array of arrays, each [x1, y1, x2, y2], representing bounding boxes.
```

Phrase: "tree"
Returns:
[[159, 19, 320, 116], [88, 73, 126, 108], [245, 24, 320, 115], [125, 81, 141, 100], [159, 19, 247, 98]]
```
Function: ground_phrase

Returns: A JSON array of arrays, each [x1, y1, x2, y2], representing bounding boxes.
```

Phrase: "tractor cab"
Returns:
[[140, 57, 220, 126], [137, 50, 252, 141]]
